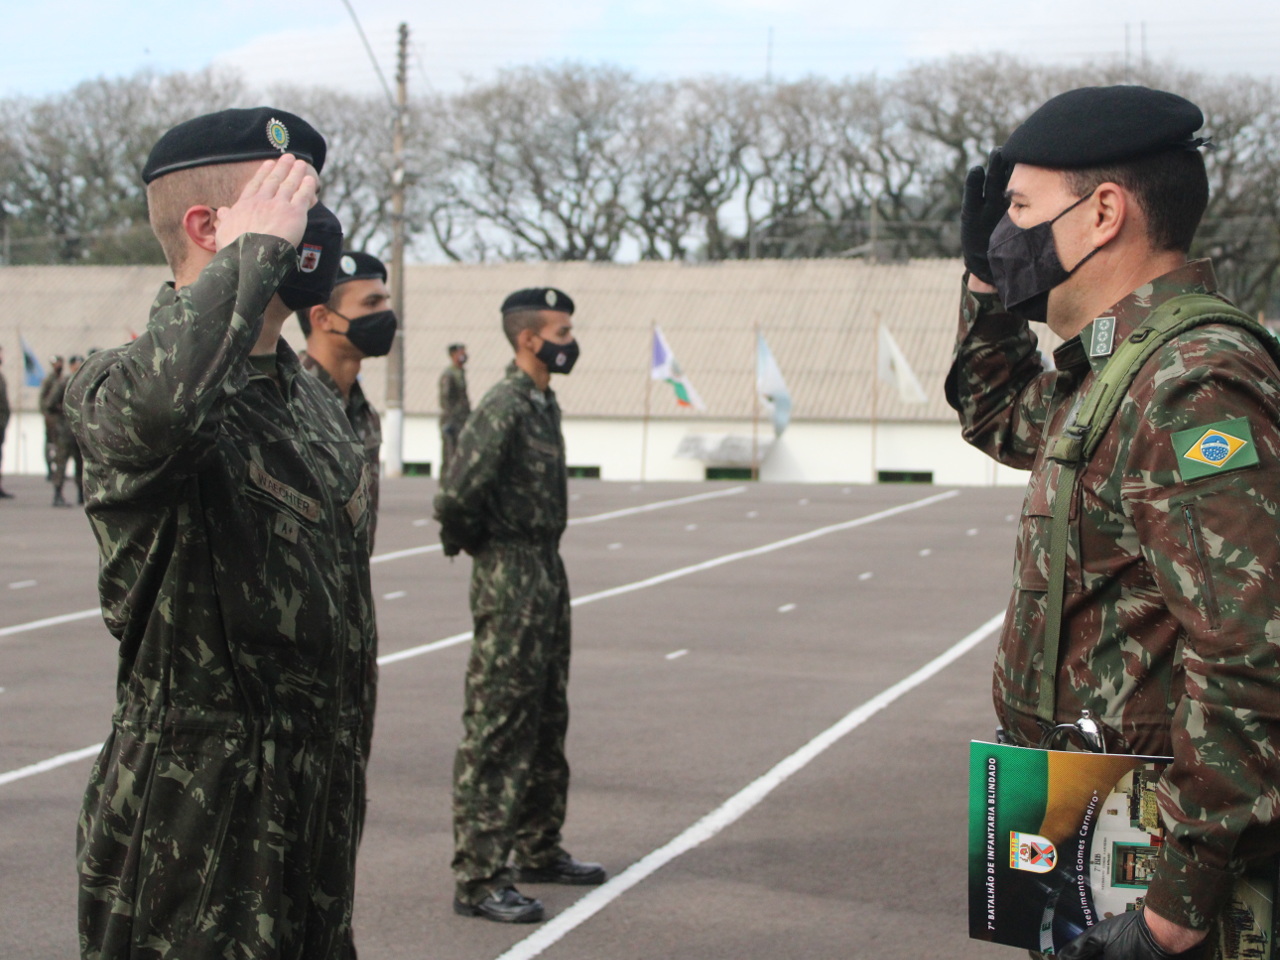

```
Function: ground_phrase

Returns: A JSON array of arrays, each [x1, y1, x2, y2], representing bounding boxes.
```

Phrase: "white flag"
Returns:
[[756, 332, 792, 436], [651, 325, 706, 411], [877, 325, 927, 404]]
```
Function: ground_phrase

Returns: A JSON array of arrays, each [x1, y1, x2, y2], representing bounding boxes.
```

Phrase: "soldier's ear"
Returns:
[[309, 304, 330, 332], [182, 205, 218, 254]]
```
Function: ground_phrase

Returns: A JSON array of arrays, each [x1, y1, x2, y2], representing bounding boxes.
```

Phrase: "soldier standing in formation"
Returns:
[[438, 341, 471, 478], [46, 354, 84, 507], [298, 249, 394, 547], [435, 287, 605, 924], [67, 108, 377, 960], [39, 354, 63, 482], [0, 346, 11, 499], [951, 86, 1280, 959]]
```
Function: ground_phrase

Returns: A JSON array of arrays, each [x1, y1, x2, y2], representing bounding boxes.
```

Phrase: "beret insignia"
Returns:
[[266, 118, 290, 152], [341, 255, 357, 275]]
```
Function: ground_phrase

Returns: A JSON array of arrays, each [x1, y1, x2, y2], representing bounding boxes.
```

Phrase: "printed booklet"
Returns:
[[968, 741, 1276, 959]]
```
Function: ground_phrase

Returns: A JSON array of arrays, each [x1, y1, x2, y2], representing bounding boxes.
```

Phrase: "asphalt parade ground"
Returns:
[[1, 475, 1027, 960]]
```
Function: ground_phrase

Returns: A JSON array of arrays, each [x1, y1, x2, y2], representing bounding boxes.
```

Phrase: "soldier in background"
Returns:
[[46, 354, 84, 507], [438, 342, 470, 478], [298, 250, 393, 547], [39, 354, 63, 481], [951, 86, 1280, 959], [66, 108, 376, 960], [0, 346, 11, 499], [435, 287, 604, 925]]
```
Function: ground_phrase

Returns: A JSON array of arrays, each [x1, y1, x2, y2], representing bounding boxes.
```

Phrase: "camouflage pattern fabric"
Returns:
[[948, 259, 1280, 930], [434, 362, 571, 903], [438, 364, 470, 479], [45, 374, 83, 496], [0, 367, 9, 431], [66, 234, 378, 960], [300, 350, 382, 549], [39, 369, 61, 477]]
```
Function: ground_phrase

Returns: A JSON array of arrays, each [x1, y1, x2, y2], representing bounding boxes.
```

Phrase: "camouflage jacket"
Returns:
[[438, 364, 471, 434], [948, 259, 1280, 930], [66, 235, 378, 959], [0, 369, 9, 429], [39, 370, 61, 416], [300, 350, 382, 548], [434, 362, 566, 553]]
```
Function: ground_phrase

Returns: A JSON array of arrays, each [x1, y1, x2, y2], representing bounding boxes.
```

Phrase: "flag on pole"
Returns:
[[20, 336, 43, 387], [650, 325, 705, 411], [756, 331, 792, 436], [877, 325, 927, 404]]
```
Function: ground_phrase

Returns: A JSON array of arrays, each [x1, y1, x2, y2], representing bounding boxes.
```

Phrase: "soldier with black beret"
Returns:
[[435, 286, 605, 924], [438, 341, 471, 478], [67, 108, 377, 960], [298, 249, 394, 547], [951, 86, 1280, 959]]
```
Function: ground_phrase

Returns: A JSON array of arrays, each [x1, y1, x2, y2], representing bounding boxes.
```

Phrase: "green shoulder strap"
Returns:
[[1037, 293, 1280, 725]]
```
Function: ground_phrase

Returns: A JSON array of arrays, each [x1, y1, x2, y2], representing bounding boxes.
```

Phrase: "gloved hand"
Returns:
[[960, 147, 1012, 285], [1056, 911, 1206, 960]]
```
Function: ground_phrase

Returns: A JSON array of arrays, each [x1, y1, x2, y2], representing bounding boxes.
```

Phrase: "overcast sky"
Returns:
[[4, 0, 1279, 99]]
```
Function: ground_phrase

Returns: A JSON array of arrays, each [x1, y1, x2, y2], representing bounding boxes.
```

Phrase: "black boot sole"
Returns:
[[452, 898, 545, 923]]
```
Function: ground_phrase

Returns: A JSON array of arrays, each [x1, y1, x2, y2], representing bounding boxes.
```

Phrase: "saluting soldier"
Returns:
[[951, 86, 1280, 959], [66, 108, 377, 960], [298, 249, 393, 547], [438, 341, 471, 478], [435, 287, 605, 925]]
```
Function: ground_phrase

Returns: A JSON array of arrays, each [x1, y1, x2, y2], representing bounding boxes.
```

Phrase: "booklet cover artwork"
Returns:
[[968, 741, 1274, 958]]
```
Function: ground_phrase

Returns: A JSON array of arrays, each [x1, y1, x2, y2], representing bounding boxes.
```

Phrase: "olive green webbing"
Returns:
[[1037, 294, 1278, 724]]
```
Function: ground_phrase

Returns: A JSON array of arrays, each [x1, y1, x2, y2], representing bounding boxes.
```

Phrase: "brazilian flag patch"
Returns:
[[1172, 418, 1259, 480]]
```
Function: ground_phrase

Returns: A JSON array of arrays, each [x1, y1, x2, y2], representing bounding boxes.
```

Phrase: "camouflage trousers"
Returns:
[[452, 539, 572, 903], [78, 710, 368, 960], [49, 423, 83, 499], [439, 426, 460, 481]]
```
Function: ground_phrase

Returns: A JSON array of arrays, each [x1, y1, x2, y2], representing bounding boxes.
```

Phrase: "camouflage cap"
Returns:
[[142, 107, 327, 184]]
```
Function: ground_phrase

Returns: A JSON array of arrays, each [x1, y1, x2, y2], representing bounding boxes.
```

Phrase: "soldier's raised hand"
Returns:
[[960, 147, 1011, 286], [215, 155, 317, 252]]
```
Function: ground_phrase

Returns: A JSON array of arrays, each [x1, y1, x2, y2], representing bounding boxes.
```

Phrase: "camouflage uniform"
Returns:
[[66, 234, 378, 960], [39, 366, 61, 477], [300, 350, 382, 548], [45, 372, 84, 501], [438, 364, 470, 479], [434, 361, 571, 904], [948, 259, 1280, 930]]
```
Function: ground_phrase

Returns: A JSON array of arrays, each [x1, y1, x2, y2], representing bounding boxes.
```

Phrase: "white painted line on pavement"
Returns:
[[0, 608, 101, 640], [9, 580, 36, 590], [665, 649, 688, 661], [858, 572, 873, 581], [777, 603, 796, 613], [607, 543, 622, 551], [492, 609, 1007, 960], [368, 486, 747, 564], [967, 528, 979, 536], [0, 489, 960, 786], [382, 591, 407, 601], [919, 548, 932, 557], [0, 744, 102, 788]]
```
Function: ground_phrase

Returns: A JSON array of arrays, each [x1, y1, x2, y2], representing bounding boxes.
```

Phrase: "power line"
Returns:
[[339, 0, 396, 108]]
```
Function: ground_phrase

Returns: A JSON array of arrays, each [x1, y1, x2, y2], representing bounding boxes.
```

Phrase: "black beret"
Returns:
[[142, 107, 327, 184], [501, 287, 574, 315], [448, 343, 466, 353], [334, 251, 387, 287], [1003, 86, 1205, 168]]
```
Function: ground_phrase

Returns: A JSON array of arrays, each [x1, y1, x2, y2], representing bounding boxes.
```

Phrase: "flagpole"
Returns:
[[751, 324, 760, 482], [641, 321, 653, 483], [871, 319, 879, 484]]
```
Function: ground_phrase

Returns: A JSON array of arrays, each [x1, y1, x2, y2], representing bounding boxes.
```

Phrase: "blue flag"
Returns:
[[21, 336, 43, 387], [756, 332, 792, 436]]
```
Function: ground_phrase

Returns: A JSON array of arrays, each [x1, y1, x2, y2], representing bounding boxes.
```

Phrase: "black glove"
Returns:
[[960, 147, 1011, 285], [1057, 911, 1207, 960]]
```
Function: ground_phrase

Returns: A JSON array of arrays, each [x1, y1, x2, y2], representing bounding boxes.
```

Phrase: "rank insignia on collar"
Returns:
[[1089, 316, 1116, 358], [1171, 418, 1259, 480], [266, 117, 290, 152]]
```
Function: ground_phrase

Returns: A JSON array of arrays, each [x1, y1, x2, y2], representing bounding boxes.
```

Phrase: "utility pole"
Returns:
[[385, 21, 409, 478]]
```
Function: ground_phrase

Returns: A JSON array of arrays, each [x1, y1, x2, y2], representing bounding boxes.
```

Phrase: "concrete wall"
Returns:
[[4, 409, 1030, 488]]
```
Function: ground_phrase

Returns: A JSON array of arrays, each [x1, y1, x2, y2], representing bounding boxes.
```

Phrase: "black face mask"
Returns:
[[333, 308, 397, 358], [536, 337, 579, 374], [277, 203, 344, 311], [987, 192, 1102, 324]]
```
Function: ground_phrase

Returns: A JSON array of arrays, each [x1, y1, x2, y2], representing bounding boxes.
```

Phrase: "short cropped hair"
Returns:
[[502, 308, 556, 348], [145, 161, 256, 272], [1062, 148, 1208, 253]]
